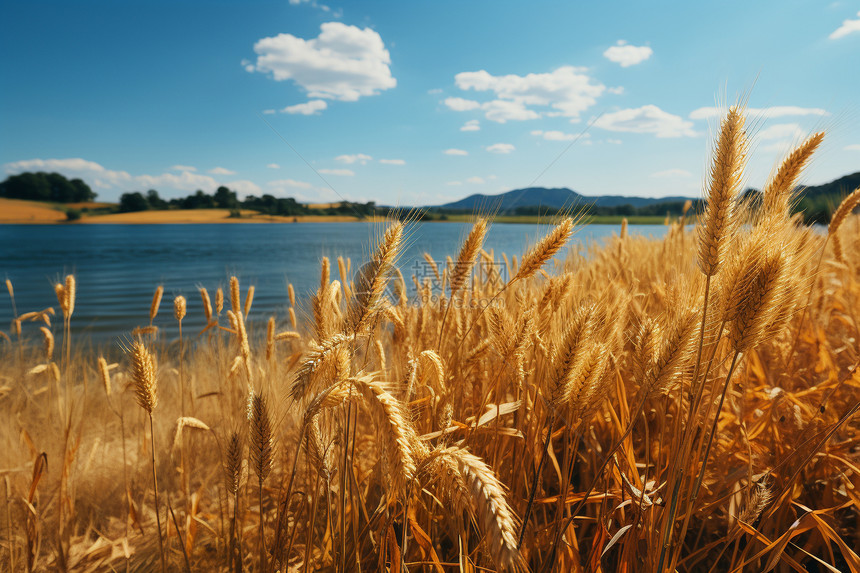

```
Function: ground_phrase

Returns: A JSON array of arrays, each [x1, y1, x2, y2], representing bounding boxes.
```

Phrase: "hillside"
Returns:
[[437, 186, 694, 212]]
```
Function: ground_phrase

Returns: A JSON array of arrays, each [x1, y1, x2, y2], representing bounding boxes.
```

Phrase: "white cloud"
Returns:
[[379, 159, 405, 165], [466, 176, 485, 184], [262, 109, 277, 115], [227, 180, 262, 197], [3, 157, 270, 201], [603, 41, 653, 67], [830, 10, 860, 39], [460, 119, 480, 132], [268, 178, 312, 189], [595, 105, 697, 138], [209, 167, 237, 175], [446, 181, 463, 186], [249, 22, 395, 103], [335, 153, 372, 165], [6, 158, 110, 174], [606, 138, 622, 145], [427, 88, 443, 95], [845, 144, 860, 151], [318, 168, 354, 176], [444, 97, 482, 111], [757, 123, 805, 141], [452, 66, 605, 123], [608, 86, 625, 95], [444, 148, 468, 156], [531, 129, 586, 141], [267, 163, 280, 169], [282, 100, 328, 115], [689, 106, 829, 120], [650, 169, 692, 178], [288, 0, 333, 12], [486, 143, 515, 154], [481, 99, 540, 123]]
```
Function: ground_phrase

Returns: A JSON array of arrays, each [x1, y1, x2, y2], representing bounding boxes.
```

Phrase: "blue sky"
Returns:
[[1, 1, 859, 206]]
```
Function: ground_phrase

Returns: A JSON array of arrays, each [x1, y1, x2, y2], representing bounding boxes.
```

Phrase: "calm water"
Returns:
[[0, 223, 668, 347]]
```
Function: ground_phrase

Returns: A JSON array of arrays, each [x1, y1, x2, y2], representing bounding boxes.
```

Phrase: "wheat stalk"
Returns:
[[829, 186, 860, 264]]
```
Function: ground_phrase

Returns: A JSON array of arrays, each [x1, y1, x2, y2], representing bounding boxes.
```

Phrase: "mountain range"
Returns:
[[436, 187, 694, 212], [434, 170, 860, 216]]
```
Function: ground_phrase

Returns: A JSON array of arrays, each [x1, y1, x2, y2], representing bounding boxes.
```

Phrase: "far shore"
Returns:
[[0, 198, 669, 226]]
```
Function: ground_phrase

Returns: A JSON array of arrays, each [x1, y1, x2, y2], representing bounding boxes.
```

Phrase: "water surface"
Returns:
[[0, 222, 668, 347]]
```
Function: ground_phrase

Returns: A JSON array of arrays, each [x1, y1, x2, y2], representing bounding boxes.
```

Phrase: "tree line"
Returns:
[[0, 172, 97, 203], [119, 187, 380, 218]]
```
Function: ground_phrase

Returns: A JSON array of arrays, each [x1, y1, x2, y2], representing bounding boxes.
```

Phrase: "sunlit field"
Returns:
[[2, 110, 859, 572]]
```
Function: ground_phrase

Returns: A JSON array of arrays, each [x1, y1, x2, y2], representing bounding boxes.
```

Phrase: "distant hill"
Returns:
[[435, 171, 860, 222], [743, 171, 860, 223], [800, 171, 860, 201], [436, 186, 694, 213]]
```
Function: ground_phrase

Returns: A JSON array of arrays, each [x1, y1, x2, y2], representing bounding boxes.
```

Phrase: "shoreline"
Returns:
[[0, 199, 671, 225]]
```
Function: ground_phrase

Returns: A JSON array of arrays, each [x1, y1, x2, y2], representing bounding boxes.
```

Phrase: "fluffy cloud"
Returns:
[[603, 41, 653, 67], [209, 167, 237, 175], [227, 180, 262, 196], [318, 168, 354, 176], [4, 157, 266, 200], [481, 100, 540, 123], [444, 97, 481, 111], [267, 178, 312, 189], [460, 119, 480, 132], [757, 123, 809, 153], [531, 129, 586, 142], [830, 11, 860, 39], [486, 143, 515, 154], [379, 159, 405, 165], [757, 123, 805, 141], [267, 163, 280, 169], [444, 96, 538, 123], [444, 149, 468, 156], [606, 138, 622, 145], [845, 144, 860, 152], [450, 66, 605, 123], [466, 176, 485, 184], [282, 100, 328, 115], [249, 22, 395, 103], [689, 106, 828, 120], [595, 105, 697, 138], [335, 153, 372, 165], [650, 169, 692, 178], [608, 86, 625, 95]]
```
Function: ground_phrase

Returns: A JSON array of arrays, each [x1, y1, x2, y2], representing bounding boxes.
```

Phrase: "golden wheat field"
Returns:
[[1, 110, 860, 572]]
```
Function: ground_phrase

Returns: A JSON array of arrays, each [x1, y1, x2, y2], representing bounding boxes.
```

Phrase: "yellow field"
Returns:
[[0, 198, 67, 223], [1, 115, 859, 572]]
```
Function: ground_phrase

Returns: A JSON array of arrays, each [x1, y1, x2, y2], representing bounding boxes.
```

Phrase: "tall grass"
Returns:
[[1, 110, 859, 572]]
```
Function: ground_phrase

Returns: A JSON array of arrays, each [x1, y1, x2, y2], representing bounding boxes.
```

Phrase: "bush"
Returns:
[[65, 208, 82, 221]]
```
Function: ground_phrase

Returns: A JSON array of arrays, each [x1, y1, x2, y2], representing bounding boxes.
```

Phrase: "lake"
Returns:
[[0, 222, 668, 348]]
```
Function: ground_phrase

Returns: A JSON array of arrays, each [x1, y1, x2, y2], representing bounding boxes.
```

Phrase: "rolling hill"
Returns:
[[436, 186, 694, 213]]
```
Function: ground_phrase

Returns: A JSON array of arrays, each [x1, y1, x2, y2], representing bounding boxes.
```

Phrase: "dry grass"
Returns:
[[1, 110, 860, 572], [0, 198, 67, 223]]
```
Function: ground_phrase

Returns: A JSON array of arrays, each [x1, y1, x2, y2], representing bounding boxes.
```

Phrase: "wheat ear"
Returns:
[[350, 222, 404, 333], [761, 131, 824, 221], [127, 340, 164, 572], [513, 217, 573, 283], [149, 285, 163, 324], [829, 186, 860, 264], [697, 107, 748, 277]]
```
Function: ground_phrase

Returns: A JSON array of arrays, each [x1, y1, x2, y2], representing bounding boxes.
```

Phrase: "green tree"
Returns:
[[119, 192, 150, 212], [214, 186, 238, 209]]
